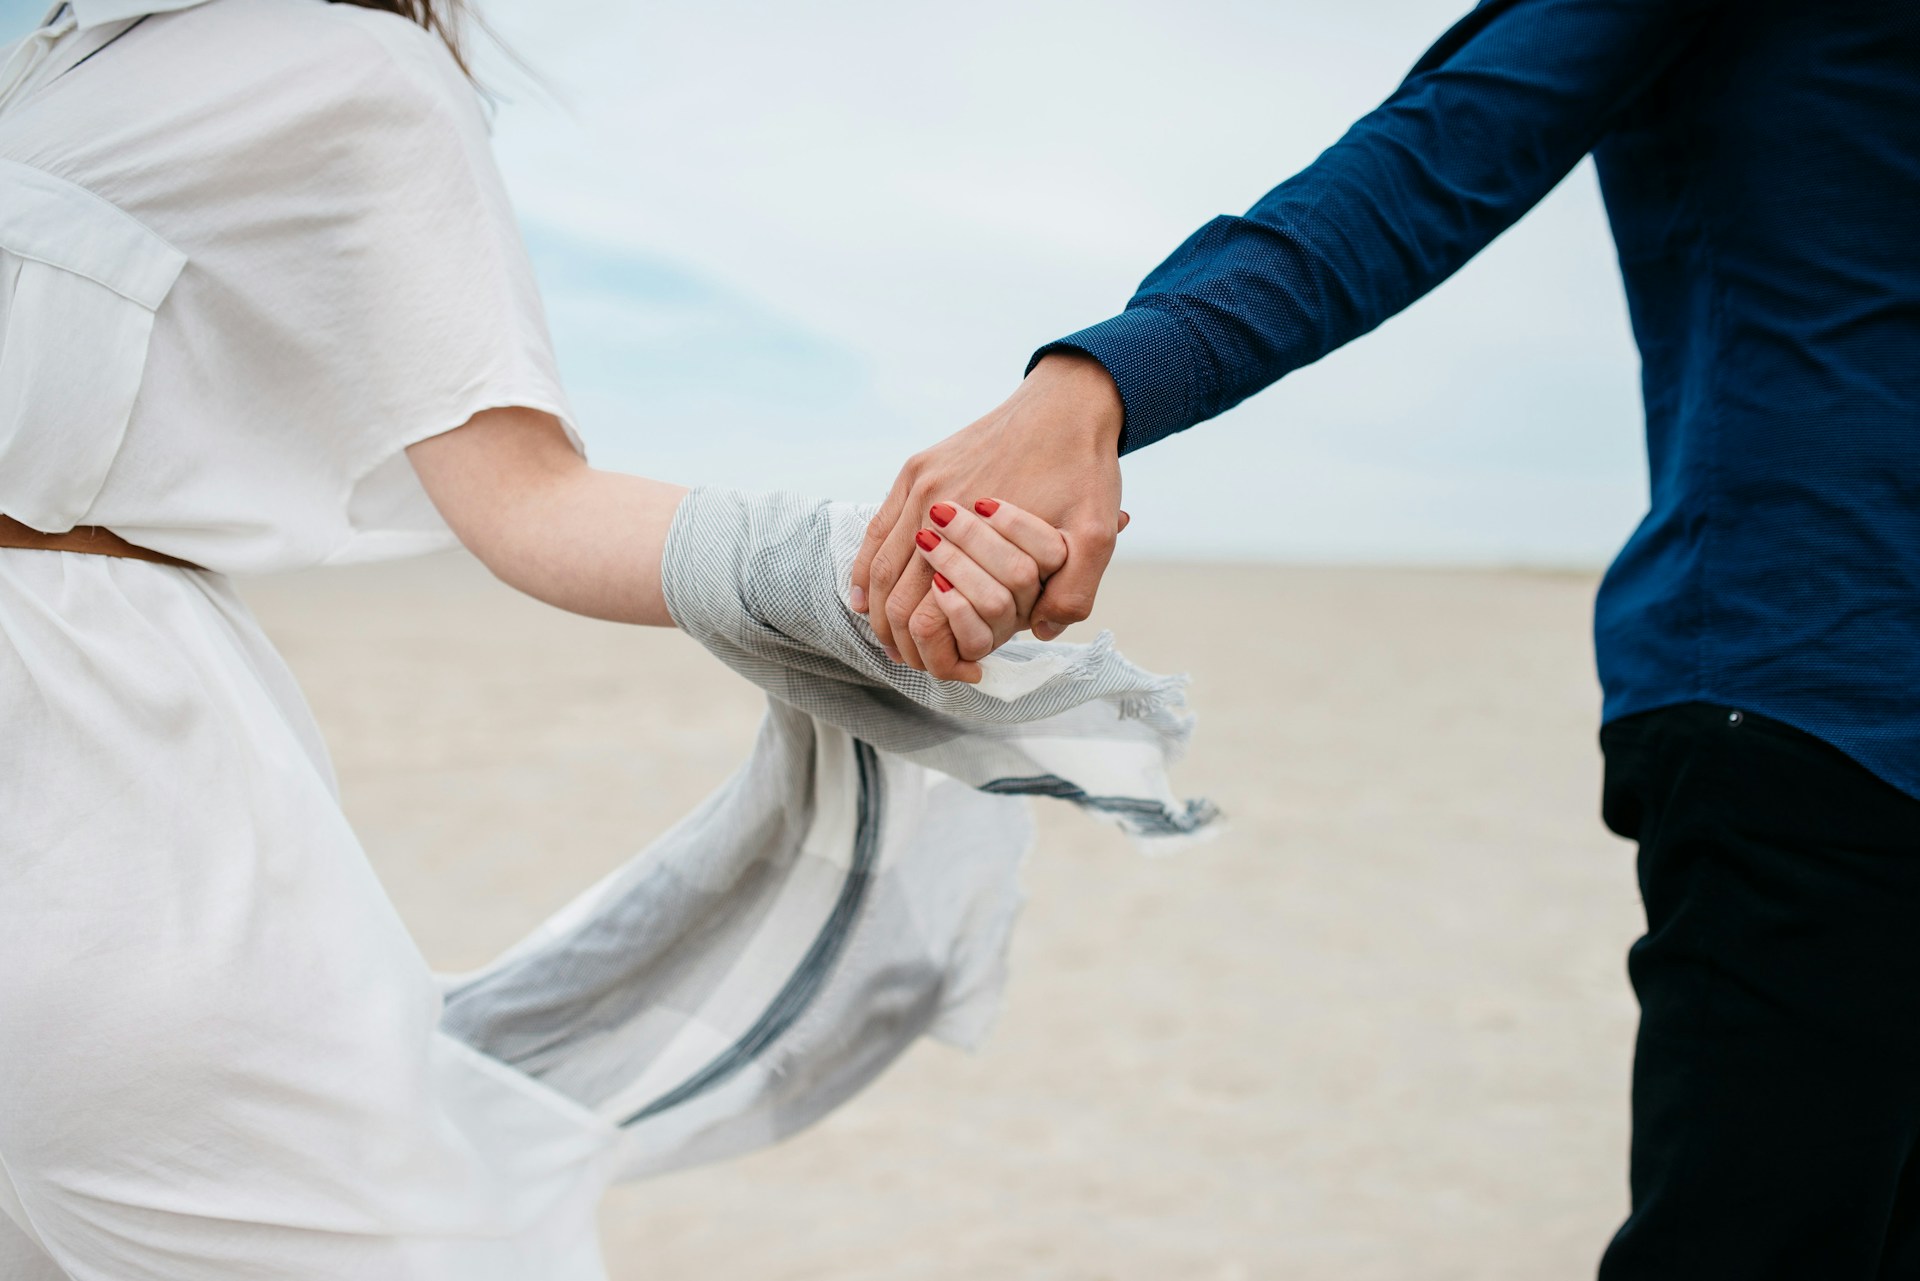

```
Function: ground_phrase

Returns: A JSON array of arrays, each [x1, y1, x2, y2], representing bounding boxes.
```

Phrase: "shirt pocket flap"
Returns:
[[0, 159, 185, 531]]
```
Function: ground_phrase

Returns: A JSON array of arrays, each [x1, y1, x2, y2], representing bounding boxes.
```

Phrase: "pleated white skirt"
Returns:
[[0, 550, 615, 1280]]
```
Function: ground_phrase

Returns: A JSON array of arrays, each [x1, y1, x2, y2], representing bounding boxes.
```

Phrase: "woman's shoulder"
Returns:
[[0, 0, 516, 314], [9, 0, 500, 214], [184, 0, 482, 124]]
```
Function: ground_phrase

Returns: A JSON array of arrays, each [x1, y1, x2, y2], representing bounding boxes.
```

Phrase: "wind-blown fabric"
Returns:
[[441, 490, 1216, 1180]]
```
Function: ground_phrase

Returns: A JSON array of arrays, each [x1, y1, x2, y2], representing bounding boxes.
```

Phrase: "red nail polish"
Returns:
[[929, 502, 955, 527], [933, 572, 953, 593], [974, 498, 1000, 518], [915, 529, 940, 552]]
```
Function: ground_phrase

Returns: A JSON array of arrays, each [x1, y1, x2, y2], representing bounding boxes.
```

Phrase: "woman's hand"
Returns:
[[905, 497, 1068, 682]]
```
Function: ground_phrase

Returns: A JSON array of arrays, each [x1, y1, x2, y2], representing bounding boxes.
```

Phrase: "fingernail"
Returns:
[[915, 529, 940, 552], [1033, 622, 1060, 641], [974, 498, 1000, 518], [882, 644, 901, 662], [929, 502, 956, 527], [933, 572, 952, 593], [848, 584, 867, 612]]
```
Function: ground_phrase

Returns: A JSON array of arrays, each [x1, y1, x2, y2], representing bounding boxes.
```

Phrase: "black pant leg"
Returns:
[[1880, 1160, 1920, 1279], [1596, 704, 1920, 1281]]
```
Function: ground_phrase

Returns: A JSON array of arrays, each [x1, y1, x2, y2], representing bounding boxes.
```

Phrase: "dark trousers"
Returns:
[[1597, 704, 1920, 1279]]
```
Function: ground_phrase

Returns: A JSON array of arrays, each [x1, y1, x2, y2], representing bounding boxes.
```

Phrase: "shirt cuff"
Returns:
[[1027, 307, 1201, 455]]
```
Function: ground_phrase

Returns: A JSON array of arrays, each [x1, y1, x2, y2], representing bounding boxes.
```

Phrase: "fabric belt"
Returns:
[[0, 515, 203, 570]]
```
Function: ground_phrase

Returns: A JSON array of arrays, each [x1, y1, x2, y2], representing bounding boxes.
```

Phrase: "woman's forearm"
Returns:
[[406, 406, 688, 626], [474, 465, 687, 625]]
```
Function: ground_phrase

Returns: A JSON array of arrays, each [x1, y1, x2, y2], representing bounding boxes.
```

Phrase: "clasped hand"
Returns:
[[879, 497, 1066, 682], [849, 351, 1130, 683]]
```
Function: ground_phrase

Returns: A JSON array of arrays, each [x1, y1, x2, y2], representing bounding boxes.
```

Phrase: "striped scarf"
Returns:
[[440, 489, 1216, 1179]]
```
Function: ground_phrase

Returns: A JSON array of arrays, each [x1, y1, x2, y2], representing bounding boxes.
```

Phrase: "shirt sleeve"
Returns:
[[164, 6, 576, 564], [298, 9, 579, 482], [0, 2, 576, 571], [1034, 0, 1724, 454]]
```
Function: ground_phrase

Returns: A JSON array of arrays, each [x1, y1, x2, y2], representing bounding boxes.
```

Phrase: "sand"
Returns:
[[240, 555, 1643, 1280]]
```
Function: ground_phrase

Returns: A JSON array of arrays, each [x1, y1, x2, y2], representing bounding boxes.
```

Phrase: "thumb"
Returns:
[[1029, 545, 1109, 642]]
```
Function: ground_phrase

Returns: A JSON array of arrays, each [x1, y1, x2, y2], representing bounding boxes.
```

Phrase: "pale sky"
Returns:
[[9, 0, 1655, 566]]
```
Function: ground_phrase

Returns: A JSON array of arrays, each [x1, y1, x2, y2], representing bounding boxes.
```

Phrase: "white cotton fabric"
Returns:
[[0, 11, 609, 1278], [0, 0, 572, 575], [0, 552, 617, 1281], [0, 3, 1215, 1279]]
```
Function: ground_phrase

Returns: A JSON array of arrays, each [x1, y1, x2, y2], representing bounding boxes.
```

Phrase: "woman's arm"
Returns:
[[407, 407, 1060, 655], [406, 406, 688, 626]]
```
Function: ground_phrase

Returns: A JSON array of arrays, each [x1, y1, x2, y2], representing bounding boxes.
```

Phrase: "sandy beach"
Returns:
[[241, 555, 1642, 1280]]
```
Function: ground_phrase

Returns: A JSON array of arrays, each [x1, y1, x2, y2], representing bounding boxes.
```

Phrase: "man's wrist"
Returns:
[[1029, 309, 1198, 454], [1028, 350, 1125, 455]]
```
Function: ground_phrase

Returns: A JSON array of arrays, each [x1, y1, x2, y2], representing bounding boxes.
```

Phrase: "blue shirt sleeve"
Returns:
[[1036, 0, 1723, 454]]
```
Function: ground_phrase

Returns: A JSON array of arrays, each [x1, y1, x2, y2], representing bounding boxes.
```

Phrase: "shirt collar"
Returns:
[[55, 0, 215, 32]]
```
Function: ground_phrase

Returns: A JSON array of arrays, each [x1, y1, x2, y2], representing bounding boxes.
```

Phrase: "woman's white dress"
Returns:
[[1, 3, 621, 1276], [0, 3, 1213, 1278]]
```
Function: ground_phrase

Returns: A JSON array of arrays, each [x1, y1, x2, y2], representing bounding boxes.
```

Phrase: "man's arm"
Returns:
[[856, 0, 1724, 676]]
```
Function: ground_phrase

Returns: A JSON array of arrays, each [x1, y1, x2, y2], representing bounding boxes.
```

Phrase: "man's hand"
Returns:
[[851, 351, 1127, 678]]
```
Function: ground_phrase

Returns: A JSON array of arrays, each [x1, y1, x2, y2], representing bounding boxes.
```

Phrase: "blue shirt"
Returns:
[[1040, 0, 1920, 798]]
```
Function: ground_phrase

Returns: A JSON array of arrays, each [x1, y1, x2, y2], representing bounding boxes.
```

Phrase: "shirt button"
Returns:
[[1727, 710, 1744, 727]]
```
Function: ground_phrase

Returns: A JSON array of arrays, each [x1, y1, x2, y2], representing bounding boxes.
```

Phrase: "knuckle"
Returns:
[[1068, 513, 1114, 545], [885, 593, 917, 632], [1078, 525, 1117, 557], [867, 550, 899, 588], [1048, 590, 1095, 623], [1010, 562, 1040, 595]]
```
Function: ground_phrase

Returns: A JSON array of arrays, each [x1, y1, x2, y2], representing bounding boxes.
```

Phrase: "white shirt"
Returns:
[[0, 0, 575, 574]]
